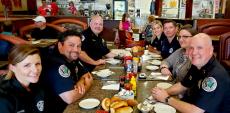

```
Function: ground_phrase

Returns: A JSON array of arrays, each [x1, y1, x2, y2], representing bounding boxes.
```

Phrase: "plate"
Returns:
[[79, 98, 100, 109], [156, 82, 172, 89], [146, 65, 159, 71], [154, 102, 176, 113], [94, 69, 114, 78], [149, 60, 161, 65]]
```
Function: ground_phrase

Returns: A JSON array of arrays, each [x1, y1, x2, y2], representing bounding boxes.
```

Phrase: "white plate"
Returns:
[[146, 65, 159, 71], [149, 60, 161, 65], [154, 102, 176, 113], [156, 82, 172, 89], [79, 98, 100, 109], [94, 69, 114, 78], [106, 58, 120, 65]]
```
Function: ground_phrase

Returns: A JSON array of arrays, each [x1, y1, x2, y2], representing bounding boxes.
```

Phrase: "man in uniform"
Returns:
[[79, 15, 115, 71], [161, 20, 180, 59], [151, 33, 230, 113], [41, 30, 93, 113]]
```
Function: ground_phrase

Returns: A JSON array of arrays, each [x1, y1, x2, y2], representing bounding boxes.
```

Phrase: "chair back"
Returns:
[[219, 32, 230, 61], [117, 30, 132, 48], [198, 22, 230, 35], [51, 18, 87, 31]]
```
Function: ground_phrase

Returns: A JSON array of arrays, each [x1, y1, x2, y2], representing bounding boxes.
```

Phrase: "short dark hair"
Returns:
[[163, 20, 177, 27], [58, 30, 82, 43]]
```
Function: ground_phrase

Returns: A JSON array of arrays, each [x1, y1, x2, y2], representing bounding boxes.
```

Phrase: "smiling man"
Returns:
[[161, 20, 180, 59], [151, 33, 230, 113], [79, 15, 115, 72], [40, 30, 93, 113]]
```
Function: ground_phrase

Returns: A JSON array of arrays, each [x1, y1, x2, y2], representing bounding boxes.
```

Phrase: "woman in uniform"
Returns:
[[0, 45, 45, 113]]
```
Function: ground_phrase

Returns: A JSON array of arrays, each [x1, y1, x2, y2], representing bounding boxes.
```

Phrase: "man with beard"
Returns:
[[151, 33, 230, 113], [40, 30, 93, 113], [79, 15, 115, 71]]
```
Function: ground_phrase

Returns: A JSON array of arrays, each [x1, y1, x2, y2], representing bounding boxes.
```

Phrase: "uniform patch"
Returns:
[[58, 65, 71, 78], [202, 77, 217, 92], [36, 100, 44, 111], [169, 48, 173, 53]]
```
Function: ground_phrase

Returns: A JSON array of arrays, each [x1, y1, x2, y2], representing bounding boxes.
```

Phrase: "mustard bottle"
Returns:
[[130, 76, 137, 96]]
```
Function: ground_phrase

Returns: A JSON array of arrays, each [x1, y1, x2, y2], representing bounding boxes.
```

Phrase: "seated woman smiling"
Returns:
[[0, 45, 46, 113]]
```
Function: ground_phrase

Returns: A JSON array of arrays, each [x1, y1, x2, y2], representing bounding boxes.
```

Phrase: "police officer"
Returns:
[[0, 45, 45, 113], [151, 33, 230, 113], [79, 15, 115, 71], [160, 20, 180, 59], [41, 30, 93, 113]]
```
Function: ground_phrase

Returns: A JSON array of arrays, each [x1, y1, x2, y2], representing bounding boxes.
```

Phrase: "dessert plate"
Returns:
[[79, 98, 100, 109], [154, 102, 176, 113], [146, 65, 159, 71], [156, 82, 172, 89]]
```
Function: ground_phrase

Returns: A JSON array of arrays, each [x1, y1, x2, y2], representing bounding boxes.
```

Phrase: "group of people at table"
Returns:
[[0, 14, 230, 113]]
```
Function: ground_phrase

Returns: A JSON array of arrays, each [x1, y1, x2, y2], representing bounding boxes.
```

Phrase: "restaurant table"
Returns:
[[63, 54, 177, 113]]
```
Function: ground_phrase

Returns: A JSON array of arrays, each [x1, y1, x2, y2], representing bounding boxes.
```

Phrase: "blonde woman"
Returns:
[[0, 45, 45, 113]]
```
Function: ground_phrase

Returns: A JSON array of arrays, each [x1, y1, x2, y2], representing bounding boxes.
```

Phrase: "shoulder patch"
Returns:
[[58, 65, 71, 78], [36, 100, 44, 111], [202, 77, 217, 92]]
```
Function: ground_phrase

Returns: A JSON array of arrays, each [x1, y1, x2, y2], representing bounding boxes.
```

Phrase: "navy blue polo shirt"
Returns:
[[181, 56, 230, 113], [161, 36, 180, 59], [41, 49, 86, 113], [150, 33, 167, 51]]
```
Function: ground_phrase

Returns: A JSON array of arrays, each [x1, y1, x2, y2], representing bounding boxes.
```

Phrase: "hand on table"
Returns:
[[95, 59, 106, 65], [161, 68, 172, 76], [151, 87, 169, 103], [75, 82, 86, 95]]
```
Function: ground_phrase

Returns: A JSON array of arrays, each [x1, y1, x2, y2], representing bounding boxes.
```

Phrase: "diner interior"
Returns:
[[0, 0, 230, 113]]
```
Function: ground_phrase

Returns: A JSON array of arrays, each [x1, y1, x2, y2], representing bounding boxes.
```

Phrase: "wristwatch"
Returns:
[[165, 96, 171, 103]]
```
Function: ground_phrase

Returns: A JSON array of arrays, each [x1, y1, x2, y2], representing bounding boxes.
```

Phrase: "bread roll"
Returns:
[[110, 101, 128, 109], [101, 98, 111, 111], [126, 99, 138, 107], [115, 106, 133, 113], [110, 96, 122, 103]]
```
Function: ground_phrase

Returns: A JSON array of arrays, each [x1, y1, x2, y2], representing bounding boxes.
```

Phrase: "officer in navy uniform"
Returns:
[[41, 30, 93, 113], [151, 33, 230, 113], [79, 15, 115, 72], [0, 45, 45, 113], [160, 20, 180, 59]]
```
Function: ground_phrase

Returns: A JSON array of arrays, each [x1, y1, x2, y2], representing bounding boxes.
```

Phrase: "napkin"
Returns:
[[154, 75, 169, 80], [102, 83, 120, 90]]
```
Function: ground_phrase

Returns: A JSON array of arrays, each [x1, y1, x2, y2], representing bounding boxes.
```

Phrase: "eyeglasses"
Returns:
[[178, 35, 192, 40]]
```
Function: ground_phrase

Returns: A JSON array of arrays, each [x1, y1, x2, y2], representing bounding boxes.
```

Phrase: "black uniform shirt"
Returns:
[[181, 56, 230, 113], [41, 48, 87, 113], [81, 27, 110, 71], [150, 33, 167, 51], [161, 36, 180, 59], [0, 77, 45, 113]]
